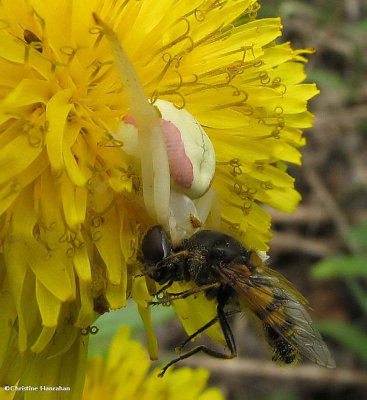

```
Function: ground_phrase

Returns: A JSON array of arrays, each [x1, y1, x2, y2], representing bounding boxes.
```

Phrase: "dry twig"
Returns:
[[270, 231, 339, 257], [182, 357, 367, 386]]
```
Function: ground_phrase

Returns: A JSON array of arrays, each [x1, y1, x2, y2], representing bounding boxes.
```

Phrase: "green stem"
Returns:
[[346, 278, 367, 318]]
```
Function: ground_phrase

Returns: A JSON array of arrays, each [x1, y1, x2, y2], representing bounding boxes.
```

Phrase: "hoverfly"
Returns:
[[142, 225, 335, 376]]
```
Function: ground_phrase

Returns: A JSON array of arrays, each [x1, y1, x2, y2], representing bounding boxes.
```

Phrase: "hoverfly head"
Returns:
[[141, 225, 175, 284], [142, 226, 172, 263]]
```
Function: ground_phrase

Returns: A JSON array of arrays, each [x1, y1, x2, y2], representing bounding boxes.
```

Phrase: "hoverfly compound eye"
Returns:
[[142, 225, 173, 263]]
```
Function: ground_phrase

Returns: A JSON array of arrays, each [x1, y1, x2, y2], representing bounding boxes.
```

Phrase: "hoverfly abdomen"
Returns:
[[252, 297, 282, 321], [264, 323, 298, 364]]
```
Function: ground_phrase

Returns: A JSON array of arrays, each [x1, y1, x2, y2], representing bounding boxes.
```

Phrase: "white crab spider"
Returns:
[[94, 15, 216, 243]]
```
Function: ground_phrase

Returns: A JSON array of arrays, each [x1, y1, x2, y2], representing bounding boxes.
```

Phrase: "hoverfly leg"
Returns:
[[158, 290, 237, 377], [149, 283, 215, 305], [149, 300, 165, 306], [158, 342, 236, 377], [155, 281, 174, 297], [151, 283, 220, 306], [176, 315, 219, 352], [178, 309, 239, 351], [166, 282, 221, 300], [217, 293, 237, 357], [147, 281, 174, 306]]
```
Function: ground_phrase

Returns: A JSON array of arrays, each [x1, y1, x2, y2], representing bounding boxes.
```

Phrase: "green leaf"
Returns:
[[345, 278, 367, 318], [317, 320, 367, 364], [257, 390, 298, 400], [311, 256, 367, 279], [88, 301, 175, 358], [343, 222, 367, 252], [306, 69, 346, 89], [355, 19, 367, 31], [279, 2, 317, 19]]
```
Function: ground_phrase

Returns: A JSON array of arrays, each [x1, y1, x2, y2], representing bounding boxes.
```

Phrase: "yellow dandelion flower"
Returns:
[[83, 326, 223, 400], [0, 0, 318, 394], [0, 327, 223, 400], [0, 388, 14, 400]]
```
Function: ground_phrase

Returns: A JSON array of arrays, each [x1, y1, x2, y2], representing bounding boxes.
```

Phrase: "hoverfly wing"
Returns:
[[264, 296, 336, 368], [216, 262, 335, 368]]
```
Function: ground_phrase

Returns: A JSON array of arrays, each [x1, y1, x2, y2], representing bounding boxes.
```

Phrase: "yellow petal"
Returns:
[[172, 283, 225, 346], [30, 326, 56, 353], [75, 281, 95, 328], [105, 276, 126, 309], [132, 277, 152, 308], [36, 279, 61, 327], [28, 244, 76, 302], [138, 305, 159, 360], [60, 174, 87, 230], [0, 134, 42, 185], [3, 79, 53, 107], [45, 89, 72, 172], [0, 276, 17, 364], [93, 207, 124, 285], [73, 239, 92, 282], [0, 29, 25, 64]]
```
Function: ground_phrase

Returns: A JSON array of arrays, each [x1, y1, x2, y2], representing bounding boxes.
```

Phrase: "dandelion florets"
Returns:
[[83, 327, 224, 400]]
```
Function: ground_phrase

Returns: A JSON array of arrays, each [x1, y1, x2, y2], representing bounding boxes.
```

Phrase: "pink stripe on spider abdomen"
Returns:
[[160, 119, 193, 189], [123, 114, 194, 189], [122, 114, 137, 127]]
